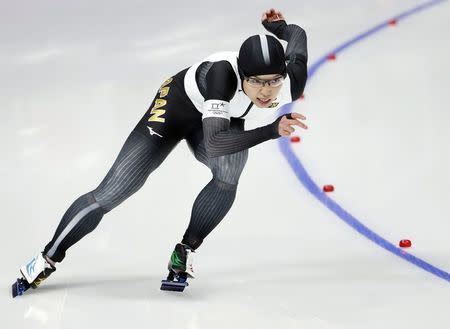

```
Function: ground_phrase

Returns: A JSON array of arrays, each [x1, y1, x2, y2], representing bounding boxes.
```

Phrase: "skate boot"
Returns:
[[160, 243, 195, 292], [12, 252, 56, 298]]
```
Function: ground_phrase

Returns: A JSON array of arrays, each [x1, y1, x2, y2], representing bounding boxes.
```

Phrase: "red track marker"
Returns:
[[399, 239, 412, 248], [323, 185, 334, 192], [290, 136, 301, 143], [327, 53, 336, 61], [388, 19, 397, 26]]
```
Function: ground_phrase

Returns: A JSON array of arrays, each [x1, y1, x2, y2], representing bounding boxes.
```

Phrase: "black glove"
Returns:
[[262, 19, 288, 39], [269, 113, 293, 138]]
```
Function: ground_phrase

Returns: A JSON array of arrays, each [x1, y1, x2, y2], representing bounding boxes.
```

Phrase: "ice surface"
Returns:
[[2, 1, 449, 328]]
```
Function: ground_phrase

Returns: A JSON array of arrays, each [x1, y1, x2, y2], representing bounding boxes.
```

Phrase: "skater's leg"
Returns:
[[182, 119, 248, 250], [43, 69, 193, 264], [44, 130, 178, 262]]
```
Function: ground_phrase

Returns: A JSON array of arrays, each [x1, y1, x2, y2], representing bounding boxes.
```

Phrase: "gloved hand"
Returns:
[[270, 112, 308, 138], [261, 8, 288, 38]]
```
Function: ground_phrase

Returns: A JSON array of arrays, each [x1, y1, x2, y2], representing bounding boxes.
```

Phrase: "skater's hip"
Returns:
[[134, 67, 202, 141]]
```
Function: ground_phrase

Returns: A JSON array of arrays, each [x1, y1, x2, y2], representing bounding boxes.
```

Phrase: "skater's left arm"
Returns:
[[262, 8, 308, 100]]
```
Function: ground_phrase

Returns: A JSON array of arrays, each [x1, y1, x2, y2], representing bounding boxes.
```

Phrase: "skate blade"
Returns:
[[12, 278, 30, 298], [160, 279, 189, 292]]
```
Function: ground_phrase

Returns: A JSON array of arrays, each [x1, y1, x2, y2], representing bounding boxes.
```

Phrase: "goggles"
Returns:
[[244, 75, 285, 88]]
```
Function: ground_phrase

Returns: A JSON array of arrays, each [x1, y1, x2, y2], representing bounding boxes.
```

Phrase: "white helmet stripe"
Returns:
[[259, 34, 271, 65]]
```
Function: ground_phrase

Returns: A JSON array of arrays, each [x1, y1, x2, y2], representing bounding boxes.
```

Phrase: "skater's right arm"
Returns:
[[201, 61, 306, 157], [261, 8, 308, 100]]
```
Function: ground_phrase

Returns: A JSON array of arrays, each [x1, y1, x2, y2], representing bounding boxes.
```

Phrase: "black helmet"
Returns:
[[237, 34, 287, 79]]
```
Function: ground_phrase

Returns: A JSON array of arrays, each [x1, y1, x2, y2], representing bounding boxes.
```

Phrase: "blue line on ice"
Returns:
[[278, 0, 450, 282]]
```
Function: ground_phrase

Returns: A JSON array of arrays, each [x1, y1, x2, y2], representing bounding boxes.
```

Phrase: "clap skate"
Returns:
[[12, 252, 56, 298], [161, 243, 195, 292]]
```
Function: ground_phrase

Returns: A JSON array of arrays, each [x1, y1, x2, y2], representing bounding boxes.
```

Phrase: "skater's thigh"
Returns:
[[92, 72, 198, 210], [186, 119, 248, 184], [93, 130, 178, 211], [186, 127, 208, 166], [185, 118, 246, 166]]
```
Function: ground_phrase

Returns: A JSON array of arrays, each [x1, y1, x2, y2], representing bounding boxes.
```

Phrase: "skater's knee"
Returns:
[[91, 187, 120, 213], [91, 169, 148, 212], [85, 191, 109, 214], [210, 150, 248, 185]]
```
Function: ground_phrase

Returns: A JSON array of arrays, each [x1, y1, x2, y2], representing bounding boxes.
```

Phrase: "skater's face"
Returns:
[[243, 74, 284, 108]]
